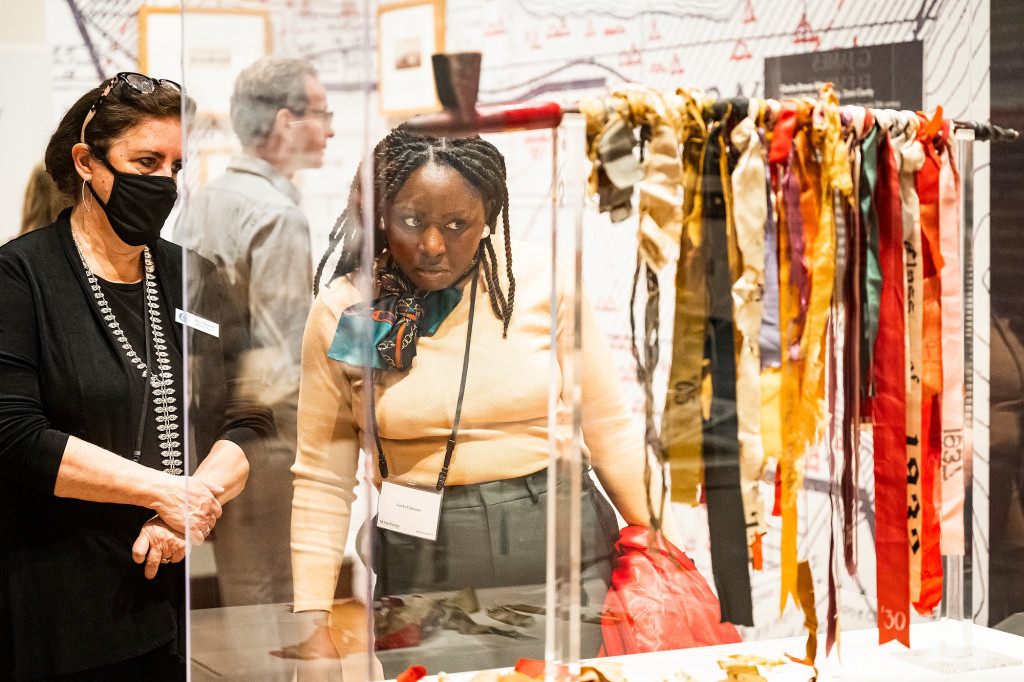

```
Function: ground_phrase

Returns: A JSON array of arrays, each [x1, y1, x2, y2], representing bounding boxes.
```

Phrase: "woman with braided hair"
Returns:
[[290, 126, 680, 663]]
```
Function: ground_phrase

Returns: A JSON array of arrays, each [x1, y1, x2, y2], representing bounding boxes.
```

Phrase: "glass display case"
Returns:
[[3, 1, 1024, 681]]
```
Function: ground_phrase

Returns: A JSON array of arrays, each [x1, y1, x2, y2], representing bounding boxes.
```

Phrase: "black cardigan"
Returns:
[[0, 211, 273, 680]]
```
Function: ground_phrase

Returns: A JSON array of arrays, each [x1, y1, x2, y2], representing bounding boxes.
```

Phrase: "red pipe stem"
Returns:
[[404, 101, 564, 136]]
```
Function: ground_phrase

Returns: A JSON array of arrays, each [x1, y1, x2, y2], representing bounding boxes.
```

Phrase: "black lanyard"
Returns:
[[370, 264, 479, 491]]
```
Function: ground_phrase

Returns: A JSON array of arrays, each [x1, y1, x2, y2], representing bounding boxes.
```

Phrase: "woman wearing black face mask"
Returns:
[[0, 74, 272, 681]]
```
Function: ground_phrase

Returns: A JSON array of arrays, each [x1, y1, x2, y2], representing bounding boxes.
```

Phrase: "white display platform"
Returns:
[[579, 621, 1024, 682], [190, 600, 1024, 682]]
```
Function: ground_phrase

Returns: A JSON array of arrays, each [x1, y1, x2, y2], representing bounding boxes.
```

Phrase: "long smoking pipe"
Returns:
[[404, 52, 564, 136]]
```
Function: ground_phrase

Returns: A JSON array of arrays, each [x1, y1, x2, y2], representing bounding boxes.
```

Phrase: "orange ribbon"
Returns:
[[912, 109, 946, 615]]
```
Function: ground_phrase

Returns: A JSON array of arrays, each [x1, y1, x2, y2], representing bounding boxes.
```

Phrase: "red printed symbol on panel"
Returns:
[[794, 13, 821, 49], [744, 0, 757, 23], [547, 18, 569, 39], [619, 44, 641, 67], [731, 39, 752, 61]]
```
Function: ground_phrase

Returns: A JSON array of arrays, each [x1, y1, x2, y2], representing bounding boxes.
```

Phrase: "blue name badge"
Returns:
[[175, 308, 220, 338]]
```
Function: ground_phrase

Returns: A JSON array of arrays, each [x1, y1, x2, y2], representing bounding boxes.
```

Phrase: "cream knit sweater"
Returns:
[[290, 240, 671, 612]]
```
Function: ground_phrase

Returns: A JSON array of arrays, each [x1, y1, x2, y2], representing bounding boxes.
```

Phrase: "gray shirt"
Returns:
[[178, 154, 312, 419]]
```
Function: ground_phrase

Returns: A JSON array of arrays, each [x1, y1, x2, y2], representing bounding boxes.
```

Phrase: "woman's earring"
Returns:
[[81, 180, 92, 212], [481, 225, 491, 239]]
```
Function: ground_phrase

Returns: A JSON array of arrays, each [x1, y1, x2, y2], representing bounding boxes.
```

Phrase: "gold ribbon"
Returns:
[[779, 87, 853, 613], [662, 90, 710, 505], [777, 100, 815, 613], [730, 112, 769, 548]]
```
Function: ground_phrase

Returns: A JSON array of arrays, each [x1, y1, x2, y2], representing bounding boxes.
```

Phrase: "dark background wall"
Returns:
[[987, 0, 1024, 628]]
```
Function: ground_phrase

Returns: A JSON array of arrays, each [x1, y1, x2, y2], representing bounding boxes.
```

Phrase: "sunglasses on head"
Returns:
[[79, 72, 183, 144]]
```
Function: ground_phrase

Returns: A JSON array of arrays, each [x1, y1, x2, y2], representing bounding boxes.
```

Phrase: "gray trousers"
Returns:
[[370, 467, 619, 597]]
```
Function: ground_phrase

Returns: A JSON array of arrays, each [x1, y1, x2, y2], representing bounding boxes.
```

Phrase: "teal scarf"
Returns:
[[327, 259, 466, 371]]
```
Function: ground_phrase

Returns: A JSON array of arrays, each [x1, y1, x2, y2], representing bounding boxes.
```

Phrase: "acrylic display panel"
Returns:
[[8, 0, 1024, 681]]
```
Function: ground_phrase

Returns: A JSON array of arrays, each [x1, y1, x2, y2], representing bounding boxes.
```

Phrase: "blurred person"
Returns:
[[0, 72, 272, 680], [18, 160, 71, 237], [989, 313, 1024, 628], [177, 56, 334, 606]]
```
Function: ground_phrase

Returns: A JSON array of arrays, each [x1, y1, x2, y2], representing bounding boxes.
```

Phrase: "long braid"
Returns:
[[316, 125, 516, 335], [479, 238, 507, 323], [500, 180, 515, 339]]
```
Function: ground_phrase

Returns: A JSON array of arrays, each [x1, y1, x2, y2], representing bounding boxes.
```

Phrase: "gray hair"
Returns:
[[230, 57, 319, 147]]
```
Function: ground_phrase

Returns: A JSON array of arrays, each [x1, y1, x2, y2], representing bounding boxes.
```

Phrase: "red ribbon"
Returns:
[[872, 131, 911, 647]]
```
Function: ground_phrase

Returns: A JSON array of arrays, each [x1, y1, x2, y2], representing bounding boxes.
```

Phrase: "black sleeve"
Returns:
[[0, 246, 70, 492]]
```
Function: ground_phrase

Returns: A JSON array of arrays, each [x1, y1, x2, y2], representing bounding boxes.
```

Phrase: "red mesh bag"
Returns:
[[599, 525, 742, 655]]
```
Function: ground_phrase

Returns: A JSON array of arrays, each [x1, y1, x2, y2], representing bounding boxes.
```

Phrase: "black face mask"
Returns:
[[88, 155, 178, 247]]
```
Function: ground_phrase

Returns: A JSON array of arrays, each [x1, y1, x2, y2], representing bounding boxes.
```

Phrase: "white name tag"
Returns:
[[377, 479, 443, 541], [175, 309, 220, 338]]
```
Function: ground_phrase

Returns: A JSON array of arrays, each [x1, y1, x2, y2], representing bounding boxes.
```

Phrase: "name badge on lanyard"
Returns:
[[377, 478, 444, 541]]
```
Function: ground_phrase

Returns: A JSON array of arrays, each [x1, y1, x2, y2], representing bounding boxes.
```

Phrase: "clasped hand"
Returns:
[[134, 475, 224, 578], [151, 474, 224, 544], [132, 517, 186, 579]]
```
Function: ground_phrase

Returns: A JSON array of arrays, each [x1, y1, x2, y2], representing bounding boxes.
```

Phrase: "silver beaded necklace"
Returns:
[[71, 230, 183, 475]]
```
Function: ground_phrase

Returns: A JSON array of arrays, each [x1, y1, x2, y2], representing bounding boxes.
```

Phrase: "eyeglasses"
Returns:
[[79, 72, 183, 144], [292, 108, 334, 126]]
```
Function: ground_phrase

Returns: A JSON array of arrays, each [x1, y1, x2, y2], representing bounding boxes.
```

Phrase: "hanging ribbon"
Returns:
[[774, 137, 803, 613], [730, 113, 769, 555], [801, 85, 852, 447], [849, 119, 882, 578], [662, 90, 710, 505], [860, 120, 883, 407], [938, 126, 966, 556], [701, 123, 754, 626], [912, 109, 946, 615], [842, 115, 879, 577], [633, 88, 686, 272], [777, 100, 819, 614], [873, 128, 911, 647], [760, 131, 784, 543], [826, 294, 842, 656], [896, 122, 926, 604]]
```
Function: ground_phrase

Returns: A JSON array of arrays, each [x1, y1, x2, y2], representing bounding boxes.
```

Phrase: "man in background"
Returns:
[[178, 56, 334, 605]]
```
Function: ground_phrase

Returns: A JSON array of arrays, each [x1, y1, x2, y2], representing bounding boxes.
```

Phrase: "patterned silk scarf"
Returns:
[[328, 258, 467, 370]]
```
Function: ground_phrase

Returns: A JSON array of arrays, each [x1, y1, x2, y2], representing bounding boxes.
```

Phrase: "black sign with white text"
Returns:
[[764, 40, 923, 111]]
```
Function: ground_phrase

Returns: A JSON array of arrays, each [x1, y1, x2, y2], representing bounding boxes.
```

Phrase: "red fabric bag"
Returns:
[[599, 525, 742, 655]]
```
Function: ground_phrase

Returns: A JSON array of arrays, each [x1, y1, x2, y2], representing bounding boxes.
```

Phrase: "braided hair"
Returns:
[[315, 125, 516, 337]]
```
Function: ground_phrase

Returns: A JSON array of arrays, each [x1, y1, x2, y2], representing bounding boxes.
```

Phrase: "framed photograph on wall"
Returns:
[[377, 0, 445, 118], [139, 6, 271, 119]]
